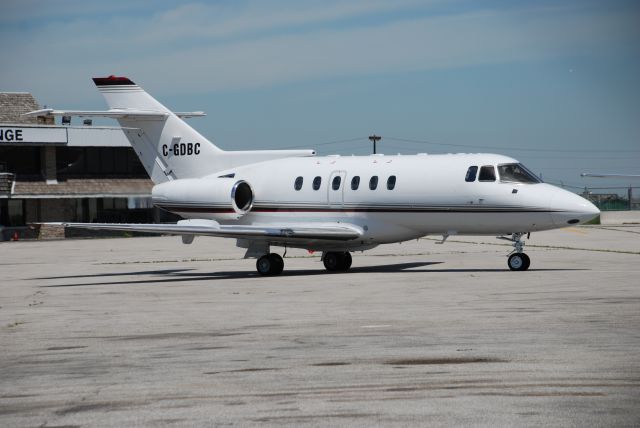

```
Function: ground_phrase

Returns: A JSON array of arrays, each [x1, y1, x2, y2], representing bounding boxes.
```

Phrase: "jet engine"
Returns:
[[151, 178, 255, 219]]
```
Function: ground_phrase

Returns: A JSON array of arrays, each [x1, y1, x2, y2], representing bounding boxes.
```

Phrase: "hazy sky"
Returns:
[[2, 0, 639, 191]]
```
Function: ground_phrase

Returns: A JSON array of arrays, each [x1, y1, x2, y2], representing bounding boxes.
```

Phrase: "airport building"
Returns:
[[0, 92, 172, 240]]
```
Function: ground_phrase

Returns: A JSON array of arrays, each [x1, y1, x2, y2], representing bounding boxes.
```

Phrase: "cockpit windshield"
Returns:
[[497, 163, 542, 184]]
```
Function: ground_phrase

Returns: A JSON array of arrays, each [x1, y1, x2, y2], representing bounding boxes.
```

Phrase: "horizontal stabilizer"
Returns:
[[23, 108, 168, 120], [43, 220, 363, 242], [22, 109, 205, 120]]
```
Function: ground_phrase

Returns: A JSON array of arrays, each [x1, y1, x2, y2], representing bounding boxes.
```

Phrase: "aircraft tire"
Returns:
[[256, 255, 273, 276], [269, 253, 284, 275], [257, 253, 284, 276], [341, 252, 352, 270], [323, 252, 341, 271], [507, 253, 529, 271], [520, 253, 530, 271]]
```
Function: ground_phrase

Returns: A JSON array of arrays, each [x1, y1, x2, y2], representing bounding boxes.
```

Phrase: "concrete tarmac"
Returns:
[[1, 226, 639, 427]]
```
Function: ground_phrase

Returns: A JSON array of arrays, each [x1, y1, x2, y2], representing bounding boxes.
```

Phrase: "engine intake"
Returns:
[[231, 180, 254, 214]]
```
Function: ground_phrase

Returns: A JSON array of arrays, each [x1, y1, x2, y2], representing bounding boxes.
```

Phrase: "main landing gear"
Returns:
[[256, 253, 284, 276], [255, 251, 353, 275], [501, 232, 530, 271], [323, 251, 352, 272]]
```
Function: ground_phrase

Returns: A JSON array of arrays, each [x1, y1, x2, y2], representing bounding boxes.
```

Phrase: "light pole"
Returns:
[[368, 134, 381, 154]]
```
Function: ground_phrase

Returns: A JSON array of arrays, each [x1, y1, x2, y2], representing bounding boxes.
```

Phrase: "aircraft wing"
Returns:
[[47, 219, 363, 242]]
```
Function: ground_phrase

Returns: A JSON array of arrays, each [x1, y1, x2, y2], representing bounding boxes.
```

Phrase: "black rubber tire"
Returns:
[[341, 252, 352, 270], [508, 253, 528, 271], [323, 252, 341, 271], [256, 255, 272, 275], [269, 253, 284, 275]]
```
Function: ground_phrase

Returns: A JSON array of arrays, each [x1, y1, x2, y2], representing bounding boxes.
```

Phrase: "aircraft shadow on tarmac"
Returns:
[[34, 262, 587, 288]]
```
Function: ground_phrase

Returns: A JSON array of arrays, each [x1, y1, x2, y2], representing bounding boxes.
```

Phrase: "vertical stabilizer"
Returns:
[[93, 76, 223, 183]]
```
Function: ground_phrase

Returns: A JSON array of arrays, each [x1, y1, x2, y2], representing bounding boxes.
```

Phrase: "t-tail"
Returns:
[[94, 76, 222, 183]]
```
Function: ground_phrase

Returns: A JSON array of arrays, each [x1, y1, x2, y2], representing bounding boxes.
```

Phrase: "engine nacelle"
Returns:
[[152, 178, 254, 218]]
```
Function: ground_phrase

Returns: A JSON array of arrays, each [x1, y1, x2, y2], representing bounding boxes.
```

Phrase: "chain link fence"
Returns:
[[554, 185, 640, 211]]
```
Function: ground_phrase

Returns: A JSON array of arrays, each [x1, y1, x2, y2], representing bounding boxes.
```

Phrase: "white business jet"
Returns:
[[26, 76, 600, 275]]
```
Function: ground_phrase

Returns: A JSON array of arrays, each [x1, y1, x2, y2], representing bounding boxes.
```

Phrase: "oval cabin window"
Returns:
[[351, 176, 360, 190], [332, 176, 341, 190], [312, 176, 322, 190], [387, 175, 396, 190], [369, 176, 378, 190]]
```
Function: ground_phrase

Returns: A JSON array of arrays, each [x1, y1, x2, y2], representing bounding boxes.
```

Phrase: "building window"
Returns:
[[56, 147, 147, 178], [369, 176, 378, 190], [351, 176, 360, 190], [479, 165, 496, 182], [332, 176, 341, 190], [294, 176, 303, 190], [387, 175, 396, 190], [0, 146, 41, 177], [465, 166, 478, 182], [312, 176, 322, 190]]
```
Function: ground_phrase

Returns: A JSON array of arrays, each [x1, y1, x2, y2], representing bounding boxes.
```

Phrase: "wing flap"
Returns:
[[46, 219, 362, 241]]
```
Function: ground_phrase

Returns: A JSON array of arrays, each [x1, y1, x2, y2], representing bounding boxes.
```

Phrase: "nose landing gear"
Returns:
[[500, 232, 531, 271], [507, 252, 530, 271]]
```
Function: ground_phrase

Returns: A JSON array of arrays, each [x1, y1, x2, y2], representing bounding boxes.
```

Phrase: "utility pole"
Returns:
[[368, 134, 381, 154]]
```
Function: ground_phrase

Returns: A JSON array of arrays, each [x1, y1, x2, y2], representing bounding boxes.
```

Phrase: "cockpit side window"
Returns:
[[465, 166, 478, 182], [498, 163, 542, 183], [478, 165, 496, 182]]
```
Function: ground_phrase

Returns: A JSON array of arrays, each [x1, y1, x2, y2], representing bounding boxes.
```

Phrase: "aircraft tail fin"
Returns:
[[93, 76, 223, 184]]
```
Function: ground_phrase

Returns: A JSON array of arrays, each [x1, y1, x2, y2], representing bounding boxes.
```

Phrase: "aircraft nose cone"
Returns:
[[550, 189, 600, 226]]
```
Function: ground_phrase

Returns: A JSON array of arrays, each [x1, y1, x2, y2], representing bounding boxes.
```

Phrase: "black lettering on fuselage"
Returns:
[[161, 142, 201, 157], [0, 128, 24, 142]]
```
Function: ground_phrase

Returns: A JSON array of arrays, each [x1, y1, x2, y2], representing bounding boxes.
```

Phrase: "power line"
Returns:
[[384, 136, 640, 153], [279, 136, 365, 150]]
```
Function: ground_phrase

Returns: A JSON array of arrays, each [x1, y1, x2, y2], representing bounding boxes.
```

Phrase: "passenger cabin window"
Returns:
[[294, 176, 303, 190], [465, 166, 478, 182], [351, 176, 360, 190], [369, 176, 378, 190], [332, 176, 342, 190], [498, 163, 542, 184], [478, 165, 496, 182], [312, 176, 322, 190], [387, 175, 396, 190]]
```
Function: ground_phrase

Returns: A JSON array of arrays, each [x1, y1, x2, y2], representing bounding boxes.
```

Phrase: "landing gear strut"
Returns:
[[501, 232, 530, 271], [256, 253, 284, 276], [323, 251, 352, 272]]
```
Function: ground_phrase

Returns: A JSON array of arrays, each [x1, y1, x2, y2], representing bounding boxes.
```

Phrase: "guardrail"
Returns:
[[0, 172, 15, 196]]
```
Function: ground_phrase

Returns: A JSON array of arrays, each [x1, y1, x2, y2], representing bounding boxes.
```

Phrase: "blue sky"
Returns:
[[2, 0, 639, 191]]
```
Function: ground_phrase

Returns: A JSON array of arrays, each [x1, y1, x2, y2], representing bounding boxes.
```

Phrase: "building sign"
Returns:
[[0, 126, 68, 144]]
